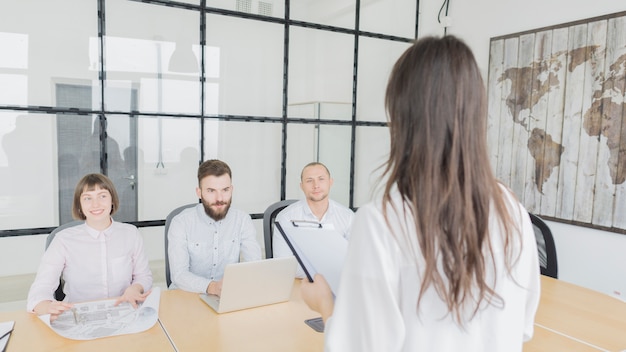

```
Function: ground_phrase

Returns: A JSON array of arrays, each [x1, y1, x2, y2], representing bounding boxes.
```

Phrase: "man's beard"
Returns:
[[307, 192, 328, 203], [202, 199, 231, 221]]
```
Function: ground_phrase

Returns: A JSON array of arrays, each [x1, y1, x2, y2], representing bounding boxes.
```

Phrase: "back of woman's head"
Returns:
[[385, 35, 488, 190], [383, 35, 514, 324]]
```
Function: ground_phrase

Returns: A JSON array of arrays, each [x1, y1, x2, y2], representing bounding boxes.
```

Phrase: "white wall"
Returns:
[[418, 0, 626, 298]]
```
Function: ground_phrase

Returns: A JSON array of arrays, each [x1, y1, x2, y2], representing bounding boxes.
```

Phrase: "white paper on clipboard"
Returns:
[[0, 320, 14, 352], [274, 219, 347, 295]]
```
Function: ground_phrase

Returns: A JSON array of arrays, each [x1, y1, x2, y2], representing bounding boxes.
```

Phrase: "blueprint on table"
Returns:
[[38, 287, 160, 340]]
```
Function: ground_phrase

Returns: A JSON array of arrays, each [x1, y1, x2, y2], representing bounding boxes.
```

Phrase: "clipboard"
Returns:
[[0, 320, 14, 352], [274, 219, 347, 294]]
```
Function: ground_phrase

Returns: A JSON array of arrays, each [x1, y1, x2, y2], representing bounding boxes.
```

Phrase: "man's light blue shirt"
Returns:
[[168, 204, 261, 292]]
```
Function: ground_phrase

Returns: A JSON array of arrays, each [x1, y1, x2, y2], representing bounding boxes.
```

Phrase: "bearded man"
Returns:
[[167, 159, 261, 295]]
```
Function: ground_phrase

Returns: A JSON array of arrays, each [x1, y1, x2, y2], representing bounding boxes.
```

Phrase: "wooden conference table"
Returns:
[[524, 276, 626, 351], [0, 280, 323, 352], [0, 308, 174, 351], [1, 277, 625, 351], [159, 279, 323, 351]]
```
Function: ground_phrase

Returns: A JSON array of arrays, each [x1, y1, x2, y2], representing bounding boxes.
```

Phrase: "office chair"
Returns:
[[262, 199, 297, 259], [529, 213, 558, 279], [164, 203, 198, 288], [46, 220, 84, 301]]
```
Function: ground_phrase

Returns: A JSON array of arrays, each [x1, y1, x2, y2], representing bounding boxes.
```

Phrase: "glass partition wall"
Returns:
[[0, 0, 417, 235]]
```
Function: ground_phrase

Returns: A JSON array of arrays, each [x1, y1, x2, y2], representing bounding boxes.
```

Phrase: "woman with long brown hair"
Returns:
[[302, 35, 540, 351]]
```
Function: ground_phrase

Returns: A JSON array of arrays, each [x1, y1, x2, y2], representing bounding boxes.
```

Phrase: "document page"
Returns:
[[276, 220, 347, 294], [0, 320, 14, 351], [38, 287, 160, 340]]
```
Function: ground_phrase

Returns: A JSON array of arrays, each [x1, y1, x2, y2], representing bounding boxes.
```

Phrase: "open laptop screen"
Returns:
[[199, 257, 297, 313]]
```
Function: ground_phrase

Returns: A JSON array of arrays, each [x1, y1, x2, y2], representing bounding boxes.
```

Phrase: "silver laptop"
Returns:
[[199, 257, 297, 313]]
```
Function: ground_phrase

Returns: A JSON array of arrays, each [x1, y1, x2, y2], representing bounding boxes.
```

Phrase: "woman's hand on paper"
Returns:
[[33, 300, 74, 322], [115, 284, 151, 308], [301, 274, 334, 323]]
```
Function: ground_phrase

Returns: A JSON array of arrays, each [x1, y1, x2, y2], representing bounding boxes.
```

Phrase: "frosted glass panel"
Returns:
[[0, 0, 418, 236], [288, 28, 354, 118], [0, 112, 57, 229], [138, 116, 201, 220], [286, 124, 351, 207], [0, 0, 99, 108], [360, 0, 417, 38], [291, 0, 355, 29], [354, 126, 389, 207], [357, 37, 411, 122], [206, 0, 284, 18], [204, 120, 282, 214], [288, 101, 352, 121], [205, 14, 284, 117], [106, 0, 201, 115]]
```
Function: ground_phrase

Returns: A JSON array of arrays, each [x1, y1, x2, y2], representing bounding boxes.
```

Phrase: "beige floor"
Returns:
[[0, 259, 167, 312]]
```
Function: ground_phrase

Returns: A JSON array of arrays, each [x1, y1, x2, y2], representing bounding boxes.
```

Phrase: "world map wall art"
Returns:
[[487, 11, 626, 233]]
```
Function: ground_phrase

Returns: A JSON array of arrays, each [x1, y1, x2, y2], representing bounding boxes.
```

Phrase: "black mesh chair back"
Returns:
[[262, 199, 297, 259], [529, 213, 558, 279]]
